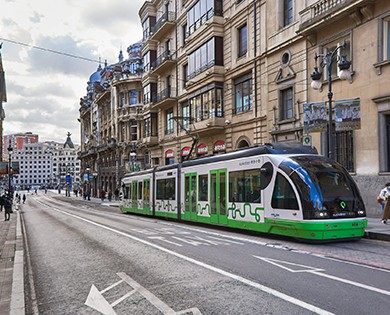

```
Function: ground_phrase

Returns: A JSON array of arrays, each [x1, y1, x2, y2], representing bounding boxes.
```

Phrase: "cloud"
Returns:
[[26, 34, 99, 76], [29, 11, 44, 23], [4, 96, 80, 143]]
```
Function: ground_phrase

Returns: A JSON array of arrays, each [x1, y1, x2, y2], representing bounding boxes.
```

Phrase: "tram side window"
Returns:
[[229, 169, 261, 203], [132, 182, 137, 201], [271, 173, 298, 210], [156, 178, 176, 200], [138, 181, 143, 199], [123, 185, 130, 199], [198, 174, 208, 201]]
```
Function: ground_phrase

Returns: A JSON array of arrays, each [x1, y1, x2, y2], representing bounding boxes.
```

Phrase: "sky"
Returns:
[[0, 0, 144, 144]]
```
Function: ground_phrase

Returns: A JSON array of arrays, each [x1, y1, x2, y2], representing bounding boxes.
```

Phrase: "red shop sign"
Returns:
[[165, 149, 174, 158], [197, 143, 208, 155], [213, 140, 226, 153], [181, 147, 191, 156]]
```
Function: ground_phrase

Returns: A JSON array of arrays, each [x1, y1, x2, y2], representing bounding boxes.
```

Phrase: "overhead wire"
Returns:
[[0, 37, 101, 64]]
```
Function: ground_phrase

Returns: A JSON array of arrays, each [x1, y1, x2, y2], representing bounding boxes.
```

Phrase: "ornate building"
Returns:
[[79, 42, 143, 197]]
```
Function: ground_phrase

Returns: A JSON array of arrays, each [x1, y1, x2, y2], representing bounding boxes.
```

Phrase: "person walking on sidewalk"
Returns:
[[378, 183, 390, 224], [100, 188, 106, 202], [4, 194, 12, 221]]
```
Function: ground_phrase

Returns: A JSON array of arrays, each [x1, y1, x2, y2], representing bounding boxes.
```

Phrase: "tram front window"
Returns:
[[286, 156, 366, 219]]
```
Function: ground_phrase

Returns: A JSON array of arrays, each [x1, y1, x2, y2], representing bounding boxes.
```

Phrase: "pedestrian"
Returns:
[[100, 188, 106, 202], [108, 190, 112, 202], [22, 194, 26, 204], [114, 188, 119, 201], [378, 183, 390, 224], [4, 194, 12, 221]]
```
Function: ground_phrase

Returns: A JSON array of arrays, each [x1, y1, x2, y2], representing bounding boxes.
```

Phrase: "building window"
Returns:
[[142, 50, 156, 72], [143, 83, 157, 104], [188, 37, 223, 79], [234, 74, 252, 114], [279, 87, 293, 120], [189, 85, 223, 121], [334, 130, 355, 172], [144, 113, 158, 137], [165, 109, 174, 134], [238, 24, 247, 57], [183, 64, 188, 87], [283, 0, 293, 27], [187, 0, 223, 37], [130, 120, 137, 141], [379, 16, 390, 62], [129, 91, 138, 105], [325, 39, 351, 78], [181, 103, 191, 129], [120, 93, 126, 107]]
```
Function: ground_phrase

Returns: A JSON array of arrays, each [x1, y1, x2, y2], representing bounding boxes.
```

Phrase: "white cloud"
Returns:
[[1, 0, 144, 143]]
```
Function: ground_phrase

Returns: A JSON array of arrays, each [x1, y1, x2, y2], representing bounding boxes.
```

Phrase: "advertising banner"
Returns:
[[334, 98, 361, 131], [303, 102, 327, 133]]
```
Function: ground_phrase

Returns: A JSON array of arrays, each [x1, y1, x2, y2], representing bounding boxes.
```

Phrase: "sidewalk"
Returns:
[[364, 217, 390, 241], [0, 200, 389, 314], [0, 208, 24, 315]]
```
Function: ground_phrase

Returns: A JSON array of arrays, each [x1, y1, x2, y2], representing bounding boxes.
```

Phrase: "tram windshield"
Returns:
[[280, 156, 366, 219]]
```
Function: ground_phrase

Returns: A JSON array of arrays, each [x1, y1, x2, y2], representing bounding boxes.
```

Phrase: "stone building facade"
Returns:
[[79, 43, 143, 197], [79, 0, 390, 215]]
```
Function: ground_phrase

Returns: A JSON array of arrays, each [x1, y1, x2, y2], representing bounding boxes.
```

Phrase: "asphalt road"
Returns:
[[21, 193, 390, 315]]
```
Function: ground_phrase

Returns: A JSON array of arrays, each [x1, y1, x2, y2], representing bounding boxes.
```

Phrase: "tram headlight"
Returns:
[[314, 209, 329, 219]]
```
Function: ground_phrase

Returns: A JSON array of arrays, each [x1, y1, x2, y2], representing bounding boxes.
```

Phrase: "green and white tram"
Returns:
[[120, 143, 367, 241]]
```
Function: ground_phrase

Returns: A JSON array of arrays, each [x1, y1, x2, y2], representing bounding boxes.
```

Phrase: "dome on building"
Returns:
[[88, 64, 102, 83]]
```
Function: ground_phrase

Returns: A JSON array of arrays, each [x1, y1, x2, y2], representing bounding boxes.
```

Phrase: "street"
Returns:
[[21, 192, 390, 315]]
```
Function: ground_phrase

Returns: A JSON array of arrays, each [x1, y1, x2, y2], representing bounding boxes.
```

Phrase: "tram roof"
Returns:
[[122, 143, 318, 178], [181, 142, 318, 168]]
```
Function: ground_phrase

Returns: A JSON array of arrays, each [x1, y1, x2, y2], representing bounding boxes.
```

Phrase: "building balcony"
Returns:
[[150, 50, 176, 75], [298, 0, 374, 35], [191, 116, 225, 136], [141, 135, 159, 147], [150, 11, 176, 41], [117, 104, 143, 122], [152, 87, 177, 110]]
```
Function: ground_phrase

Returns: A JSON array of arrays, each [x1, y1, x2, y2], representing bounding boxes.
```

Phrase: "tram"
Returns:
[[120, 143, 367, 241]]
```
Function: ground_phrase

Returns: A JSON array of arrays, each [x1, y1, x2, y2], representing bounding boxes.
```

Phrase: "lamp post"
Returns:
[[310, 42, 351, 160], [7, 140, 13, 196]]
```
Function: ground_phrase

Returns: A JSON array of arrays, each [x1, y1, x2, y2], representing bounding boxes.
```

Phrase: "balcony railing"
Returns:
[[151, 11, 176, 35], [300, 0, 347, 27], [151, 50, 176, 70], [155, 87, 177, 104]]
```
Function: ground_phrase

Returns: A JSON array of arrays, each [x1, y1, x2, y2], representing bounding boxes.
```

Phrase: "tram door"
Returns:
[[210, 169, 227, 225], [143, 179, 150, 211], [132, 181, 137, 209], [184, 173, 198, 220]]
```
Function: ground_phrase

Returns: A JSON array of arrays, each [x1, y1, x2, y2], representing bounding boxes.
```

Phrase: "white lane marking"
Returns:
[[255, 256, 390, 296], [47, 206, 333, 315], [85, 285, 117, 315], [118, 272, 202, 314], [86, 273, 202, 314], [163, 223, 390, 272], [148, 236, 183, 246]]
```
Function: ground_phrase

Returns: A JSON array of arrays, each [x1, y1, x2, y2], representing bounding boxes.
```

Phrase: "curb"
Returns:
[[364, 231, 390, 242]]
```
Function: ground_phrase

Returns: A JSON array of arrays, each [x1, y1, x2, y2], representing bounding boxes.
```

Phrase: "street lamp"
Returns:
[[7, 140, 13, 196], [311, 41, 351, 160]]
